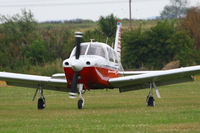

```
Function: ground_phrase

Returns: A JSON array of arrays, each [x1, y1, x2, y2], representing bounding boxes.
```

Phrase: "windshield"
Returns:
[[80, 45, 88, 55], [71, 44, 88, 57], [87, 44, 106, 58]]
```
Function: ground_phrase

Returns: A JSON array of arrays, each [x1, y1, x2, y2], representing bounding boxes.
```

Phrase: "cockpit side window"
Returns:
[[107, 47, 114, 62], [87, 44, 106, 58]]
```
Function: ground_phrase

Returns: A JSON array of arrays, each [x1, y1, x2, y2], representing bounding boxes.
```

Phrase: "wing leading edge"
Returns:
[[118, 71, 161, 75], [0, 72, 68, 92], [109, 65, 200, 92]]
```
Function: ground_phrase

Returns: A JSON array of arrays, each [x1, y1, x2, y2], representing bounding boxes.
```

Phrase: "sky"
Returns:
[[0, 0, 199, 22]]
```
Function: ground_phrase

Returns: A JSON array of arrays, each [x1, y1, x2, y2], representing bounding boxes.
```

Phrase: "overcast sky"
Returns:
[[0, 0, 199, 22]]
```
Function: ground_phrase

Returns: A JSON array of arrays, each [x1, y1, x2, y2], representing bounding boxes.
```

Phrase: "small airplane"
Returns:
[[1, 20, 200, 109]]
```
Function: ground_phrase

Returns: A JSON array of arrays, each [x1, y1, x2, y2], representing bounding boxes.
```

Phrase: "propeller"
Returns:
[[69, 32, 83, 98], [75, 32, 82, 59]]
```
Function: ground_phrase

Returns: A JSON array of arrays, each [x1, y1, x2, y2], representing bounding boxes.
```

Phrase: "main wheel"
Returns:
[[78, 99, 84, 109], [146, 96, 155, 107], [38, 97, 46, 109]]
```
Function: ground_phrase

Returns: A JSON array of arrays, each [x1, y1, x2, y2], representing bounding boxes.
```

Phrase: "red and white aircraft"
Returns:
[[1, 21, 200, 109]]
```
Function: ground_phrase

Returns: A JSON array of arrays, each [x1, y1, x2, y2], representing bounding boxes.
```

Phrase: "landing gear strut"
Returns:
[[77, 84, 84, 109]]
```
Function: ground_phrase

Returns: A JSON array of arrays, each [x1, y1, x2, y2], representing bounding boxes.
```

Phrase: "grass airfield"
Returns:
[[0, 81, 200, 133]]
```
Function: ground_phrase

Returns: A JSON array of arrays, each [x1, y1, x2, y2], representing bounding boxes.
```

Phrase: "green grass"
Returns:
[[38, 19, 159, 33], [0, 81, 200, 133], [39, 21, 98, 32]]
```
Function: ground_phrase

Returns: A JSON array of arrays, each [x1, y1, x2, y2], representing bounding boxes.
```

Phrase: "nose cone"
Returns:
[[71, 60, 83, 71]]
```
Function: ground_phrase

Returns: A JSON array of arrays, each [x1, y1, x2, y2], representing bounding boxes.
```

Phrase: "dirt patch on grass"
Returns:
[[0, 81, 7, 87]]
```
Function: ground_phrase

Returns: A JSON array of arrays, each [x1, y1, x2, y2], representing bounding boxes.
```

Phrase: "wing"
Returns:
[[119, 70, 161, 75], [52, 73, 65, 78], [109, 65, 200, 92], [0, 72, 68, 92]]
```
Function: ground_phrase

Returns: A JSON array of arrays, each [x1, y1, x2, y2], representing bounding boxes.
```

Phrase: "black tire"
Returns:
[[78, 99, 83, 109], [147, 96, 155, 107], [38, 97, 46, 109]]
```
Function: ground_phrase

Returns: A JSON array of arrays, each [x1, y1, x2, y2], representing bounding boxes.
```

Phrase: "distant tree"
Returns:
[[160, 0, 188, 19], [167, 30, 194, 66], [98, 14, 117, 38], [122, 26, 146, 69], [0, 9, 36, 44], [141, 21, 176, 69], [83, 29, 105, 42], [181, 8, 200, 49], [25, 40, 48, 65], [39, 26, 73, 60], [0, 9, 37, 69]]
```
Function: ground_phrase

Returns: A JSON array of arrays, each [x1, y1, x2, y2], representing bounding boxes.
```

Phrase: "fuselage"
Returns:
[[63, 42, 123, 90]]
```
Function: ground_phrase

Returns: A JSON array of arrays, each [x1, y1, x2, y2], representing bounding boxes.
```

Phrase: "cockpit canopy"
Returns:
[[70, 43, 106, 58], [70, 42, 119, 63]]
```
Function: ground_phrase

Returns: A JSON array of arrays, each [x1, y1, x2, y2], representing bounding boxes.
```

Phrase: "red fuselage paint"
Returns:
[[64, 67, 120, 90]]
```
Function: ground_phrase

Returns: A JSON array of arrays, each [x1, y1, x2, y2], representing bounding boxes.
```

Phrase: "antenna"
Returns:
[[90, 39, 95, 43]]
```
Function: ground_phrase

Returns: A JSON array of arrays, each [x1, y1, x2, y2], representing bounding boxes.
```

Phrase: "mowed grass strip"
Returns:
[[0, 81, 200, 133]]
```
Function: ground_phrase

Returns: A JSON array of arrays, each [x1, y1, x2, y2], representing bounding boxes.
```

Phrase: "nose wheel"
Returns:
[[77, 84, 85, 109], [78, 98, 84, 109]]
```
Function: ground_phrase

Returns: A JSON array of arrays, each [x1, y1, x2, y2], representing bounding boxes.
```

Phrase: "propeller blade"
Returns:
[[69, 71, 79, 98], [69, 32, 83, 99], [75, 32, 83, 59]]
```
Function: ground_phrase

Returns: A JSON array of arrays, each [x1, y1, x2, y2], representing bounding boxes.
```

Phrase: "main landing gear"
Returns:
[[32, 85, 46, 110], [38, 97, 45, 109], [146, 82, 161, 107]]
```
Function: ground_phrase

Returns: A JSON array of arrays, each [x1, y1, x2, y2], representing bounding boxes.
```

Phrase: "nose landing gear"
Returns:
[[77, 84, 85, 109], [78, 99, 84, 109]]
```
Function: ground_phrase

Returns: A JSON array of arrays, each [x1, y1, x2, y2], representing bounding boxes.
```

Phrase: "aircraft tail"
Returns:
[[114, 20, 122, 60]]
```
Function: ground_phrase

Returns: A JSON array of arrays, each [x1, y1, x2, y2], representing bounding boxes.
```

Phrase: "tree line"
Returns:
[[0, 10, 74, 74], [122, 7, 200, 69]]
